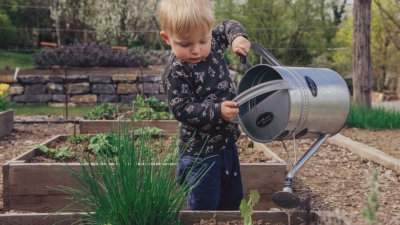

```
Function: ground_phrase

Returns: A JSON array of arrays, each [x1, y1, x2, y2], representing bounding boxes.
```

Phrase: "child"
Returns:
[[158, 0, 250, 210]]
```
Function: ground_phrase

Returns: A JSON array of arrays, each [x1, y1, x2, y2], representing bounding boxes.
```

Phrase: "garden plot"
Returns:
[[0, 210, 351, 225], [2, 133, 286, 213]]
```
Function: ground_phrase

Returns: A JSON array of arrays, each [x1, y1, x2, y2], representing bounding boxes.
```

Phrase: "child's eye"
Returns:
[[179, 43, 189, 47]]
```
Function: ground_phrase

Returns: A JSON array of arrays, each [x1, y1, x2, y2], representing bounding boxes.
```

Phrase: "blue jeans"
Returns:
[[176, 144, 243, 210]]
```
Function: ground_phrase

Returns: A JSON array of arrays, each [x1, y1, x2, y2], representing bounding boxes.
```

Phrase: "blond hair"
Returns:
[[158, 0, 215, 37]]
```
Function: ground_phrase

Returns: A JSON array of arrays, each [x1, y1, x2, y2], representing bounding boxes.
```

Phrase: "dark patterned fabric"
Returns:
[[161, 20, 247, 155]]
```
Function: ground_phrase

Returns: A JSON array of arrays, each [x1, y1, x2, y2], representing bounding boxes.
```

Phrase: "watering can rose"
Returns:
[[0, 83, 11, 112]]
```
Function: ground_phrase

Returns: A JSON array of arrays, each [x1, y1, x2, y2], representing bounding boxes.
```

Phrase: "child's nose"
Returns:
[[191, 45, 201, 54]]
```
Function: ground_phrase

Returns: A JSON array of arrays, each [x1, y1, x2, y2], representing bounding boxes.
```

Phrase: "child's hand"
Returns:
[[221, 101, 239, 122], [232, 36, 251, 56]]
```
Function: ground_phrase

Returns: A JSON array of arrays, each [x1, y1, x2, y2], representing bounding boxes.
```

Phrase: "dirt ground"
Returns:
[[0, 123, 400, 225]]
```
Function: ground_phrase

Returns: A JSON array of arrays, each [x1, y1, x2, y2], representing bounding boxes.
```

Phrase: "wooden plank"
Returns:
[[8, 164, 83, 196], [2, 189, 9, 212], [79, 120, 180, 134], [0, 211, 350, 225], [9, 160, 26, 164], [240, 163, 285, 192], [328, 134, 400, 174], [0, 213, 85, 225], [0, 110, 14, 139], [7, 195, 82, 213]]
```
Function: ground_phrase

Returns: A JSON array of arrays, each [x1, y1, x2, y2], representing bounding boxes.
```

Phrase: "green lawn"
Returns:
[[0, 50, 37, 70], [10, 105, 97, 116]]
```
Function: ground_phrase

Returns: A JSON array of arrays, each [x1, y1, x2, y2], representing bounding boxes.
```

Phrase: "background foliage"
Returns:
[[0, 0, 399, 91]]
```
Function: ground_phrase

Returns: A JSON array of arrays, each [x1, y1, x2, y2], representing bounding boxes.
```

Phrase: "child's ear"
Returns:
[[160, 31, 171, 45]]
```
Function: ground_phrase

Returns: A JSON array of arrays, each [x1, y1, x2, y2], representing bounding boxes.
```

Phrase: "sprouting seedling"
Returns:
[[134, 126, 166, 136], [362, 169, 380, 225], [34, 145, 73, 159], [297, 196, 316, 225], [239, 190, 260, 225]]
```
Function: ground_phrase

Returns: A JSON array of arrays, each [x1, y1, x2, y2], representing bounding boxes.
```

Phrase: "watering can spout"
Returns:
[[271, 133, 330, 209]]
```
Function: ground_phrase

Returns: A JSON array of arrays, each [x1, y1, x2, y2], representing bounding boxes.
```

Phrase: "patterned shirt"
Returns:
[[161, 20, 247, 156]]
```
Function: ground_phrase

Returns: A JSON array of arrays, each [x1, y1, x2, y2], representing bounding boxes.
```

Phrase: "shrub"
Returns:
[[33, 42, 150, 69], [0, 83, 11, 112]]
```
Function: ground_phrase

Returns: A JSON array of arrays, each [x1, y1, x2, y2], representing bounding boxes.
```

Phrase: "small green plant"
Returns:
[[34, 145, 72, 159], [53, 118, 209, 224], [134, 126, 166, 136], [239, 190, 261, 225], [88, 133, 117, 155], [362, 168, 380, 225], [133, 94, 174, 120], [0, 83, 12, 112], [145, 96, 170, 112], [134, 94, 146, 107], [67, 134, 90, 144], [83, 102, 118, 120]]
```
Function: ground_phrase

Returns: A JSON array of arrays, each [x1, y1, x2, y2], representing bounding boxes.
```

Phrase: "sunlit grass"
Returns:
[[10, 105, 97, 116], [345, 103, 400, 130], [0, 50, 37, 70]]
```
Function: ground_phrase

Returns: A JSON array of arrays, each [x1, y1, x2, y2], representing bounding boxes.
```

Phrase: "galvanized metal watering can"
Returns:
[[232, 43, 351, 208]]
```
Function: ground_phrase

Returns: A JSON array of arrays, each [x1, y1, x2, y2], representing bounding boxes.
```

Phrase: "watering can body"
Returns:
[[234, 44, 351, 143], [232, 42, 351, 209]]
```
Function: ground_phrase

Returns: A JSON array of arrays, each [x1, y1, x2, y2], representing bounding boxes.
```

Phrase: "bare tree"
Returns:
[[353, 0, 372, 107]]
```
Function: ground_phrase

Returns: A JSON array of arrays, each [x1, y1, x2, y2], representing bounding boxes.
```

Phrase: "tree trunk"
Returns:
[[353, 0, 372, 107]]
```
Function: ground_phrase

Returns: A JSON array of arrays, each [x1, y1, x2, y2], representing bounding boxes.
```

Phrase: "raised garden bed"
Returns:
[[0, 109, 14, 139], [79, 119, 180, 134], [2, 134, 286, 213], [0, 210, 351, 225]]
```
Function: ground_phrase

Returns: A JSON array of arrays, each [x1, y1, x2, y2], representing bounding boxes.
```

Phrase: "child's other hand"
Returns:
[[221, 101, 239, 122], [232, 36, 251, 56]]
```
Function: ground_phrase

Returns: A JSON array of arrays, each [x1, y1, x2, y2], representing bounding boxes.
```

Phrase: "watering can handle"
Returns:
[[231, 79, 291, 124], [232, 79, 291, 106], [240, 42, 284, 70]]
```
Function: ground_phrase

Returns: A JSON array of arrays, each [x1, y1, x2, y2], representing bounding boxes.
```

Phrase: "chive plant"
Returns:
[[54, 118, 209, 224]]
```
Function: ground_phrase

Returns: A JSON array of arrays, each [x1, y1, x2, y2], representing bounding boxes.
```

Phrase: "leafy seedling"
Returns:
[[134, 126, 166, 136], [83, 102, 118, 120], [68, 134, 90, 144], [239, 190, 261, 225], [362, 169, 380, 225], [34, 145, 72, 159], [88, 133, 117, 155]]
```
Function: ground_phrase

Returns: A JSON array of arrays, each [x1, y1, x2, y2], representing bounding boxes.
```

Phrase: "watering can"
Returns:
[[232, 43, 351, 209]]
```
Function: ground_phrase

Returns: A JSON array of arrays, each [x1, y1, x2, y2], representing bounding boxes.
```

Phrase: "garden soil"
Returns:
[[0, 123, 400, 225]]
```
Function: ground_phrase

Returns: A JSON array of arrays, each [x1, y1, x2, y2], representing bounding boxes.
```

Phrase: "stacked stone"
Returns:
[[0, 73, 166, 106]]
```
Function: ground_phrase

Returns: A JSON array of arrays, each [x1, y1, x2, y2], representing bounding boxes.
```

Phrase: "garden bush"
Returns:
[[33, 42, 151, 69]]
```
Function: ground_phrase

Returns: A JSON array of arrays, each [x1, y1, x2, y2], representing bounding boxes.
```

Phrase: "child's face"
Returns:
[[160, 30, 212, 64]]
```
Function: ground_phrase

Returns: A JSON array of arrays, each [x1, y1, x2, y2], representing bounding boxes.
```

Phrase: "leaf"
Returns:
[[249, 190, 260, 206], [35, 145, 49, 153], [239, 199, 251, 219], [62, 151, 73, 157], [59, 146, 68, 151]]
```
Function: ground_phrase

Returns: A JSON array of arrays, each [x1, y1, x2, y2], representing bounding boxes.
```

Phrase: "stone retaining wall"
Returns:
[[0, 70, 239, 106]]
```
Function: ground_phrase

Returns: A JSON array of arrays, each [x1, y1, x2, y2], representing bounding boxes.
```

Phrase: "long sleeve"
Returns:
[[161, 19, 246, 154]]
